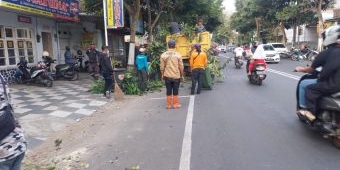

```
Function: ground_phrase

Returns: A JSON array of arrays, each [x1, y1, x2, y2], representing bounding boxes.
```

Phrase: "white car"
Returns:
[[217, 45, 227, 53], [261, 44, 280, 63], [268, 43, 289, 53]]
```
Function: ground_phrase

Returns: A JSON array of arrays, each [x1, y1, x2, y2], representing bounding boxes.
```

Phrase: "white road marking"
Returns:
[[179, 95, 195, 170], [267, 68, 301, 80], [149, 95, 191, 100]]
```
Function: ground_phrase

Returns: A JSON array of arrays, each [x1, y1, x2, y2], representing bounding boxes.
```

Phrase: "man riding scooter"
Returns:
[[295, 25, 340, 123], [234, 44, 244, 69]]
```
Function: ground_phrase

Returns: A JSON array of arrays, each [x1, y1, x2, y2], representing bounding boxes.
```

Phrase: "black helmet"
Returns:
[[77, 50, 83, 55]]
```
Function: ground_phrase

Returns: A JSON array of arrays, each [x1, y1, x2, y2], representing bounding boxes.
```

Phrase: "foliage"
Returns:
[[205, 49, 228, 80], [90, 79, 105, 94], [147, 80, 164, 91], [119, 71, 142, 95]]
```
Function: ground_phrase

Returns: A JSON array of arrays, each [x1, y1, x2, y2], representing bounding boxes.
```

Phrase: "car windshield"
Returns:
[[271, 44, 285, 48], [263, 45, 275, 51]]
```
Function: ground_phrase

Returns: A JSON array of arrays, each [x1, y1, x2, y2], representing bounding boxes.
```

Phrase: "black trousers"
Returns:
[[305, 82, 338, 115], [138, 69, 148, 92], [103, 73, 113, 94], [165, 77, 180, 96], [191, 68, 204, 94], [246, 60, 250, 73]]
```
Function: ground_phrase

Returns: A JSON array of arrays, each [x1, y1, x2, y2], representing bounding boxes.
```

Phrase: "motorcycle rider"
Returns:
[[295, 25, 340, 122], [234, 44, 244, 64], [64, 46, 74, 66], [248, 44, 267, 75]]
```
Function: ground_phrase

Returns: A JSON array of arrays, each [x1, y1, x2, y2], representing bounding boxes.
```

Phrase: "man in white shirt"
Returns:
[[234, 44, 244, 57]]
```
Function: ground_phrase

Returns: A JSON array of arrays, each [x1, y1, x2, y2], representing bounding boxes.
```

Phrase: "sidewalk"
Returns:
[[10, 73, 111, 149]]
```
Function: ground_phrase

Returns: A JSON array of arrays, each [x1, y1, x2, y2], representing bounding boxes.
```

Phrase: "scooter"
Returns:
[[248, 64, 266, 86], [76, 50, 89, 72], [234, 55, 243, 69], [44, 59, 79, 81], [14, 60, 53, 87], [296, 71, 340, 148]]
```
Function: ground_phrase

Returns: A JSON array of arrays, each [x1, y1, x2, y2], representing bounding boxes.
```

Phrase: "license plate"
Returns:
[[257, 71, 265, 75]]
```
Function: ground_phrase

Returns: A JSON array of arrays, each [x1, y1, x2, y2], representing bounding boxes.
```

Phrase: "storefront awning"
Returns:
[[0, 0, 79, 22]]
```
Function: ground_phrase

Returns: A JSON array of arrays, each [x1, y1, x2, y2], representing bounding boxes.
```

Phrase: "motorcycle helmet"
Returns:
[[168, 39, 176, 48], [77, 50, 83, 55], [322, 25, 340, 47], [139, 47, 146, 53], [42, 51, 50, 57]]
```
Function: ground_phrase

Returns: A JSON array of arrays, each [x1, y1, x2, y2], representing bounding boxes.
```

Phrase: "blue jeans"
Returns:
[[0, 152, 25, 170], [299, 79, 317, 108]]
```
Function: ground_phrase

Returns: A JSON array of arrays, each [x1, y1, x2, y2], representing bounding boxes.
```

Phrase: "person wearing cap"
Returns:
[[86, 43, 100, 77], [190, 43, 207, 95], [160, 39, 184, 109], [136, 47, 149, 92], [64, 46, 74, 66], [100, 46, 114, 98]]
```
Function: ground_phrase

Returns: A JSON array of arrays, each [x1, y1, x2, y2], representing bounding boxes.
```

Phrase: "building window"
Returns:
[[7, 40, 16, 65], [27, 41, 34, 63], [5, 28, 13, 38], [0, 27, 35, 68], [17, 29, 28, 39], [0, 40, 5, 66]]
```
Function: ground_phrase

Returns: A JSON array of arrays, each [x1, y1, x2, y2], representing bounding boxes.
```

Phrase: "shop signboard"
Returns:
[[107, 0, 124, 28], [0, 0, 79, 22]]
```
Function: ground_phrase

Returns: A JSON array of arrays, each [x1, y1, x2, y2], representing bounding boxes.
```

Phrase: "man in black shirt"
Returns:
[[295, 25, 340, 122]]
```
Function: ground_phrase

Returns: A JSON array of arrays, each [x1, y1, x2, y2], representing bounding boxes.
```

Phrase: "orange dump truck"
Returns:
[[166, 32, 212, 72]]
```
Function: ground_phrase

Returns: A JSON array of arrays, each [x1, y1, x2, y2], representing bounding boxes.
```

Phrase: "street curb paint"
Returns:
[[179, 95, 195, 170]]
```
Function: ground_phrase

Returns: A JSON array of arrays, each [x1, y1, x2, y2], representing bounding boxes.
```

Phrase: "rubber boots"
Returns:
[[166, 96, 172, 109], [173, 95, 181, 109]]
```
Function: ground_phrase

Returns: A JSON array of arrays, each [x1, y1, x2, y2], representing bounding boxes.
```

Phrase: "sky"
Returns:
[[223, 0, 236, 14]]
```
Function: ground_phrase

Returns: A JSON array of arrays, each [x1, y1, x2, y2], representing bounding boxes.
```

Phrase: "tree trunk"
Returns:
[[255, 17, 260, 39], [317, 0, 324, 52], [126, 0, 141, 70], [292, 23, 297, 47], [279, 22, 287, 44], [147, 0, 152, 44]]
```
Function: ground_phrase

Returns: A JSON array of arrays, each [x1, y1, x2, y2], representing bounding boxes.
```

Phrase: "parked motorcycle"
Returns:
[[295, 72, 340, 148], [45, 59, 79, 81], [248, 64, 266, 86], [76, 50, 89, 72], [234, 56, 243, 69], [14, 60, 53, 87], [291, 47, 319, 61]]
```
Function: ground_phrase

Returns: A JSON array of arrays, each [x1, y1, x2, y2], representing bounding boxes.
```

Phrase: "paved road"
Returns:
[[85, 53, 340, 170]]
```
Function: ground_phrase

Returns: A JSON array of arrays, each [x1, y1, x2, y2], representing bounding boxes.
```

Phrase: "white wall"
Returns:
[[285, 26, 318, 48]]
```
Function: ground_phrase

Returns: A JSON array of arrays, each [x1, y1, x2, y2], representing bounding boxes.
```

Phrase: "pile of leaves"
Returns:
[[119, 71, 142, 95], [90, 79, 105, 94], [206, 49, 229, 81]]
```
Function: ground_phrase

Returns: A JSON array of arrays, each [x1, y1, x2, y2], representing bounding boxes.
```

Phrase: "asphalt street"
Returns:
[[86, 53, 340, 170]]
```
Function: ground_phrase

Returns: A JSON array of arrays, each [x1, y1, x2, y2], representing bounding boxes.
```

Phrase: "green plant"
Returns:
[[119, 71, 142, 95], [147, 80, 163, 91], [90, 79, 105, 94], [205, 49, 228, 80]]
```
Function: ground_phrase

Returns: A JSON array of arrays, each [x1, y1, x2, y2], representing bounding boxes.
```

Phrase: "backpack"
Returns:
[[0, 75, 16, 141]]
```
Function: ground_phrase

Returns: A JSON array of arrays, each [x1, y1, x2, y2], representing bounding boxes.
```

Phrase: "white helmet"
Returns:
[[322, 25, 340, 46], [42, 51, 50, 57]]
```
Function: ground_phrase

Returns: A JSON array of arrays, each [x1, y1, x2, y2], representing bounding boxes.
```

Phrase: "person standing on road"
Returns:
[[136, 47, 149, 92], [190, 43, 207, 95], [160, 39, 184, 109], [0, 75, 27, 170], [86, 43, 100, 77], [100, 46, 114, 98]]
